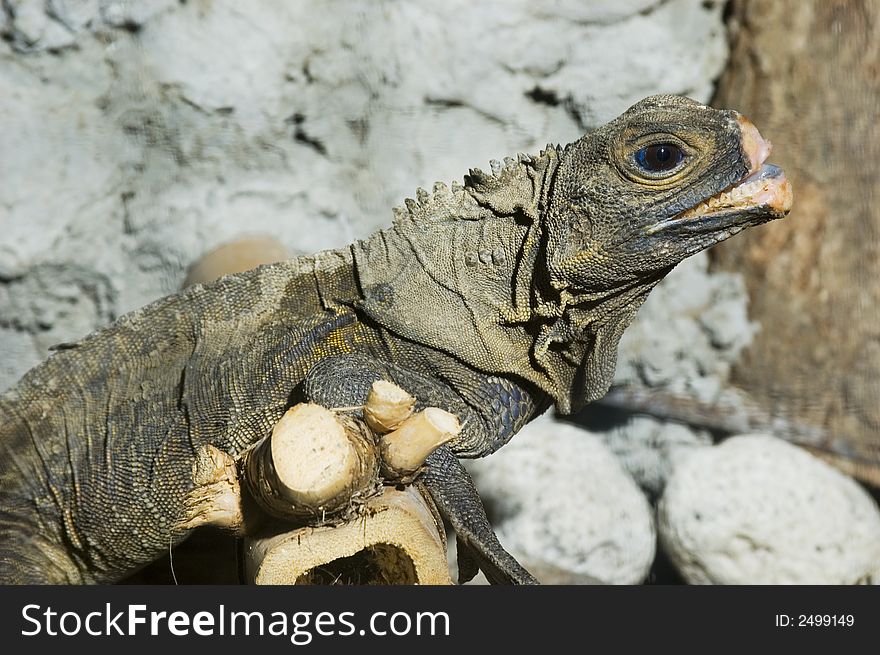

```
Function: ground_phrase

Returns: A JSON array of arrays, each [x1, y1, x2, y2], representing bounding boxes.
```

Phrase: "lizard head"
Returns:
[[544, 94, 792, 292]]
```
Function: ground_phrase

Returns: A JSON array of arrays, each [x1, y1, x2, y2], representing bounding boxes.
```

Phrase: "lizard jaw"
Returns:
[[646, 163, 793, 235], [681, 163, 792, 219]]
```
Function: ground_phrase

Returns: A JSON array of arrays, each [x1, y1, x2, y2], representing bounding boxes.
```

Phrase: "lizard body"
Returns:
[[0, 95, 792, 583]]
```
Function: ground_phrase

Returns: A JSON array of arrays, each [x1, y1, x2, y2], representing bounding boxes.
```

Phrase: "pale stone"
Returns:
[[466, 415, 656, 585], [658, 434, 880, 584]]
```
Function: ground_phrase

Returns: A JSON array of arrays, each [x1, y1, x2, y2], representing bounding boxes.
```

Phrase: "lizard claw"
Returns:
[[455, 536, 481, 583], [456, 534, 539, 585]]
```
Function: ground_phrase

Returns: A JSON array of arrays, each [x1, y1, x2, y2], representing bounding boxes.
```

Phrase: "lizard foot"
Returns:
[[421, 445, 539, 585]]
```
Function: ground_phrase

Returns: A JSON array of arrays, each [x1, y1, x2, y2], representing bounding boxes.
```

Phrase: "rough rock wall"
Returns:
[[0, 0, 729, 389]]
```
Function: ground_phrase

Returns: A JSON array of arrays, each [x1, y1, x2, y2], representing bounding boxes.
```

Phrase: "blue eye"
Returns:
[[634, 144, 685, 173]]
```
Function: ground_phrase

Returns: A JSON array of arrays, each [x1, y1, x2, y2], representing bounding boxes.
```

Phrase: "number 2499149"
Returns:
[[775, 614, 854, 627]]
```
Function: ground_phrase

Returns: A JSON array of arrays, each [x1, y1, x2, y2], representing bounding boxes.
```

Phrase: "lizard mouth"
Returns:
[[646, 115, 793, 235]]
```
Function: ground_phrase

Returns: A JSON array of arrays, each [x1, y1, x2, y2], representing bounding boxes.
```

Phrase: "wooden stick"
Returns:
[[379, 407, 460, 478], [364, 380, 415, 433], [244, 485, 451, 585], [240, 403, 379, 521], [183, 236, 289, 287], [175, 444, 247, 532], [177, 388, 462, 535]]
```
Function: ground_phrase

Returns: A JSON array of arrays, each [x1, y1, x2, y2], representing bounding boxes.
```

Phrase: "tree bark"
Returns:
[[711, 0, 880, 480]]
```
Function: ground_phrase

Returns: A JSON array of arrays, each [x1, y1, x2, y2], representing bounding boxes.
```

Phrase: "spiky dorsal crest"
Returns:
[[391, 146, 561, 227]]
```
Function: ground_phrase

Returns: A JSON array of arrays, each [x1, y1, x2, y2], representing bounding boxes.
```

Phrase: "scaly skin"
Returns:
[[0, 95, 792, 584]]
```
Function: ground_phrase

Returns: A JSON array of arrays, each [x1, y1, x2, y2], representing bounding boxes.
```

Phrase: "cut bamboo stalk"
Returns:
[[177, 389, 459, 543], [244, 485, 451, 585], [364, 380, 415, 433], [240, 403, 379, 521], [379, 407, 460, 478], [176, 444, 246, 532]]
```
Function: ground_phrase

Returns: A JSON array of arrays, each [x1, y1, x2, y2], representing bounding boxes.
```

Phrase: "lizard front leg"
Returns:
[[301, 354, 541, 584], [420, 446, 537, 584]]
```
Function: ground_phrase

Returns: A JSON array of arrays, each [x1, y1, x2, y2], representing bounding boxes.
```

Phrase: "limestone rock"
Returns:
[[658, 434, 880, 584], [183, 236, 289, 287], [601, 416, 713, 498], [466, 415, 656, 585], [597, 251, 757, 501]]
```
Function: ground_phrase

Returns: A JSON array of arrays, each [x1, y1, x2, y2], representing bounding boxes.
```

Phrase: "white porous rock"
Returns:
[[659, 434, 880, 584], [602, 416, 713, 498], [465, 414, 656, 585]]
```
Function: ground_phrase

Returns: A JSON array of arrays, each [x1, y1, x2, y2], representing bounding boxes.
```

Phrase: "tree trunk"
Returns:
[[711, 0, 880, 481]]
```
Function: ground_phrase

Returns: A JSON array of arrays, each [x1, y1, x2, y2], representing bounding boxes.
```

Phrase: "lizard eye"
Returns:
[[634, 144, 685, 173]]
